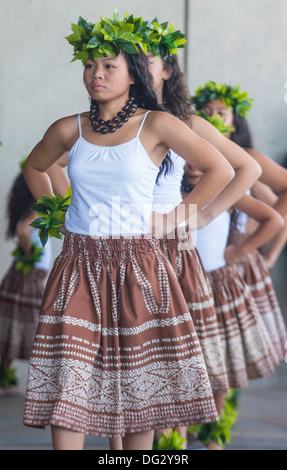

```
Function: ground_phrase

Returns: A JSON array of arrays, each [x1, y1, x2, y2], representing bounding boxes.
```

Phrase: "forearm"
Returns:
[[236, 216, 284, 257], [272, 191, 287, 218], [17, 231, 33, 255], [23, 166, 54, 201], [260, 218, 287, 268], [169, 169, 232, 229], [200, 164, 260, 221], [47, 164, 70, 197]]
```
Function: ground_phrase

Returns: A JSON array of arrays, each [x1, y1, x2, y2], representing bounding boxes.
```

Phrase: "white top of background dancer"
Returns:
[[30, 229, 53, 272], [65, 112, 159, 237], [195, 210, 231, 272], [153, 151, 186, 228], [233, 189, 251, 234]]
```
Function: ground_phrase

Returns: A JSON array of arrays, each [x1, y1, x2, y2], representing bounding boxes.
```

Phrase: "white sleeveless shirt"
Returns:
[[152, 151, 185, 214], [65, 112, 159, 237], [195, 211, 231, 272]]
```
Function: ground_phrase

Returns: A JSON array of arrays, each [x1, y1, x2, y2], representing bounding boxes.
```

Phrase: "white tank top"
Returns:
[[152, 151, 185, 214], [65, 112, 159, 237], [30, 229, 52, 272], [232, 189, 251, 234], [195, 211, 231, 272]]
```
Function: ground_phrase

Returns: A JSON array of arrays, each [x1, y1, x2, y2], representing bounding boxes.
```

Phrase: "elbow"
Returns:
[[275, 213, 285, 231], [224, 163, 235, 184], [269, 213, 285, 235], [253, 160, 263, 180]]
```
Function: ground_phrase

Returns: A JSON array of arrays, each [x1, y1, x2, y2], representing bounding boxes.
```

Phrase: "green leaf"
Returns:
[[32, 203, 49, 213], [121, 43, 139, 54], [49, 227, 63, 239], [29, 218, 45, 229], [40, 230, 49, 247], [52, 210, 66, 221]]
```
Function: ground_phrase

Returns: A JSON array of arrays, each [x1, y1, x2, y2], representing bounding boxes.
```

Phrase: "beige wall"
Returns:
[[0, 1, 286, 315], [0, 0, 185, 274], [186, 0, 287, 162]]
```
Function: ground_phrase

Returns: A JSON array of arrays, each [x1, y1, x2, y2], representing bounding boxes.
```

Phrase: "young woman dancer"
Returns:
[[182, 163, 283, 449], [21, 13, 237, 451], [0, 170, 52, 382], [191, 82, 287, 362]]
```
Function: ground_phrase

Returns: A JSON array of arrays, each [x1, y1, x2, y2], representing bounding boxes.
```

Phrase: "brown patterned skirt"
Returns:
[[207, 264, 279, 389], [23, 232, 218, 438], [238, 251, 287, 362], [159, 227, 230, 394], [0, 262, 47, 361], [230, 232, 287, 362]]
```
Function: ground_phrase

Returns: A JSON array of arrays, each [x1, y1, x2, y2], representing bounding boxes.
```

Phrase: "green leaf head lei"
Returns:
[[65, 10, 186, 64], [191, 81, 253, 119], [145, 18, 187, 60]]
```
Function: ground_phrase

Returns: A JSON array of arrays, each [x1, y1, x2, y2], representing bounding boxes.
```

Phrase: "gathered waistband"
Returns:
[[60, 231, 162, 261]]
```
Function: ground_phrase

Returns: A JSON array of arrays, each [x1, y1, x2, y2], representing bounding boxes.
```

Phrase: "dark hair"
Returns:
[[6, 172, 35, 239], [162, 55, 193, 122], [230, 112, 253, 149], [125, 50, 174, 183]]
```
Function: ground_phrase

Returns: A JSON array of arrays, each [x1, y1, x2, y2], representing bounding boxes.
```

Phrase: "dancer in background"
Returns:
[[108, 17, 262, 451], [182, 162, 283, 449], [22, 13, 238, 450], [0, 166, 52, 390], [191, 82, 287, 362]]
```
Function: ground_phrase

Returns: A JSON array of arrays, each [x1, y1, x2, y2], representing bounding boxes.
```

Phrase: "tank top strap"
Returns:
[[136, 111, 151, 139], [77, 114, 82, 138]]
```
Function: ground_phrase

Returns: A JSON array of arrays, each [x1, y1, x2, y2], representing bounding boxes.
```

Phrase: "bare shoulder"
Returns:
[[47, 114, 80, 134], [145, 110, 189, 133], [42, 113, 85, 148]]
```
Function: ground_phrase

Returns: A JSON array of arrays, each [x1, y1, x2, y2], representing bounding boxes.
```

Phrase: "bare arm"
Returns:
[[251, 180, 287, 268], [149, 112, 235, 234], [23, 116, 77, 201], [224, 194, 284, 265], [246, 148, 287, 218], [16, 212, 38, 255], [47, 152, 70, 197], [189, 115, 262, 222]]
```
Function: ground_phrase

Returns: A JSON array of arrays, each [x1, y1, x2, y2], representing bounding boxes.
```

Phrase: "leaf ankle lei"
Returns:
[[30, 187, 72, 247], [11, 242, 44, 275]]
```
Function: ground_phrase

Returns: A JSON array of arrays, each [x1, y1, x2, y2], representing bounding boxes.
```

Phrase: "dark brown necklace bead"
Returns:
[[89, 98, 137, 134], [100, 127, 109, 134]]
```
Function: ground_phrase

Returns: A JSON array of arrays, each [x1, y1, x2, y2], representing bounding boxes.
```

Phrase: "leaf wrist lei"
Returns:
[[30, 188, 72, 246], [191, 81, 253, 118], [12, 242, 43, 275], [65, 11, 187, 64]]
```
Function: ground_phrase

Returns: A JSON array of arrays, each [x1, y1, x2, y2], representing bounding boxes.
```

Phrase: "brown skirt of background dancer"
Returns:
[[160, 227, 230, 394], [0, 262, 48, 361], [207, 264, 279, 389]]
